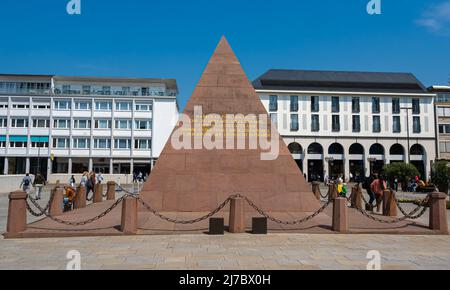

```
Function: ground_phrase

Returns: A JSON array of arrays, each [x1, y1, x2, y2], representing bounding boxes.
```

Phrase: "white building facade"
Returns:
[[253, 70, 437, 182], [0, 74, 178, 183]]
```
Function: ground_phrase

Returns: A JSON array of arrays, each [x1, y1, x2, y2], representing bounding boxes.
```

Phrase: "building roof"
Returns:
[[252, 69, 429, 94], [428, 85, 450, 93]]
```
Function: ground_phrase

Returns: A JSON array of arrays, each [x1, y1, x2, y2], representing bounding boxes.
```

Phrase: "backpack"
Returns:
[[24, 178, 30, 187]]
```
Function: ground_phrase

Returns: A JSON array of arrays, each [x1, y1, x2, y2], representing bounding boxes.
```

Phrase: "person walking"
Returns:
[[69, 175, 76, 188], [97, 172, 104, 185], [33, 173, 46, 200], [363, 173, 376, 210], [20, 173, 33, 194], [370, 175, 387, 213]]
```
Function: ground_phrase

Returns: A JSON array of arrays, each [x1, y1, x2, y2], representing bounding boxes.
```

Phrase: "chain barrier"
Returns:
[[243, 196, 332, 225], [25, 193, 128, 226], [136, 195, 235, 224], [116, 184, 141, 196], [351, 193, 430, 224]]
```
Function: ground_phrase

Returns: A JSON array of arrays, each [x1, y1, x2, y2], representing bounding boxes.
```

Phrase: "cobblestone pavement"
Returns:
[[0, 234, 449, 270]]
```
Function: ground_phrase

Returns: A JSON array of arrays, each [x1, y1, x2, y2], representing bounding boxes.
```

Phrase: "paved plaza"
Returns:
[[1, 234, 450, 270], [1, 184, 449, 270]]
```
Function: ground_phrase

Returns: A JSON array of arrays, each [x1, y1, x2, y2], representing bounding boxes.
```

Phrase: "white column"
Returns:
[[3, 157, 8, 175], [130, 159, 134, 175], [88, 158, 93, 172], [344, 158, 350, 182], [364, 157, 370, 177], [68, 158, 72, 174], [25, 157, 30, 174], [109, 158, 113, 175], [46, 157, 52, 181]]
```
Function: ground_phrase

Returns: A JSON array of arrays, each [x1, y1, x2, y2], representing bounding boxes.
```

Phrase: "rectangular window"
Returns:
[[352, 115, 360, 132], [352, 97, 360, 113], [73, 119, 91, 129], [444, 124, 450, 134], [290, 114, 299, 131], [311, 115, 320, 132], [412, 99, 420, 115], [54, 100, 71, 110], [94, 138, 111, 149], [393, 116, 401, 133], [269, 95, 278, 112], [10, 141, 27, 148], [62, 85, 70, 94], [0, 104, 8, 108], [73, 138, 90, 149], [82, 85, 91, 95], [95, 101, 112, 111], [54, 119, 70, 129], [135, 120, 152, 130], [115, 120, 132, 130], [116, 101, 132, 111], [331, 97, 340, 113], [12, 104, 30, 109], [94, 119, 111, 129], [102, 86, 111, 95], [135, 103, 153, 111], [53, 138, 70, 149], [311, 96, 319, 112], [290, 96, 298, 112], [31, 141, 48, 148], [372, 97, 380, 114], [33, 104, 50, 109], [413, 117, 421, 133], [0, 118, 7, 127], [114, 139, 131, 149], [74, 101, 91, 110], [373, 116, 381, 133], [11, 119, 29, 128], [0, 141, 5, 148], [32, 119, 50, 128], [392, 98, 400, 114], [332, 115, 340, 132], [134, 139, 151, 150]]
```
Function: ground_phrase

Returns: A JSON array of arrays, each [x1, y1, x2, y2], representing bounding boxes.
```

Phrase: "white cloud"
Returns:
[[416, 1, 450, 35]]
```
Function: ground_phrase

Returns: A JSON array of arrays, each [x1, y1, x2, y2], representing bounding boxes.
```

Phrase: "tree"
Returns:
[[383, 163, 419, 186], [431, 161, 450, 194]]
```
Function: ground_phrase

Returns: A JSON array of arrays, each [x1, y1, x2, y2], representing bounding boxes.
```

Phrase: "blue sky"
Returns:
[[0, 0, 449, 110]]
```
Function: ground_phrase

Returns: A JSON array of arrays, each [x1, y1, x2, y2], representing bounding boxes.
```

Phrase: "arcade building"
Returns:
[[254, 69, 437, 182]]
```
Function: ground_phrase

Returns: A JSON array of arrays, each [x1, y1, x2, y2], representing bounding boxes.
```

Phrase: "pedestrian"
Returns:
[[97, 172, 104, 184], [370, 175, 387, 213], [80, 172, 88, 187], [33, 173, 46, 200], [393, 176, 399, 192], [363, 173, 376, 210], [69, 175, 76, 188], [20, 173, 33, 194]]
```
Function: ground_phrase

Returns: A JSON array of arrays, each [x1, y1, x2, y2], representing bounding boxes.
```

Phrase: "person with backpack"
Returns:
[[20, 173, 33, 194], [69, 175, 76, 188], [33, 173, 46, 200], [97, 172, 104, 184]]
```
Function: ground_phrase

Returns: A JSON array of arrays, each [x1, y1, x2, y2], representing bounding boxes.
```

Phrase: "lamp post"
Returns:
[[401, 107, 413, 163]]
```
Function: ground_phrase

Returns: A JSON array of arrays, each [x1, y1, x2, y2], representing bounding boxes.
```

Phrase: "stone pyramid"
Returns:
[[141, 36, 320, 212]]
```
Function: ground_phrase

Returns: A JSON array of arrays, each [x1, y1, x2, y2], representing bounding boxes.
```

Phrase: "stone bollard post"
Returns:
[[312, 182, 321, 200], [73, 186, 87, 209], [121, 196, 138, 235], [350, 185, 363, 210], [49, 186, 65, 216], [93, 183, 104, 203], [328, 183, 338, 201], [106, 181, 116, 200], [429, 192, 448, 234], [229, 197, 245, 233], [382, 190, 397, 217], [332, 197, 348, 232], [6, 191, 28, 236]]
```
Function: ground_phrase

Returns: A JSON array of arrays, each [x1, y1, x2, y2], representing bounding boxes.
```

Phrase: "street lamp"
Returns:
[[401, 107, 413, 163]]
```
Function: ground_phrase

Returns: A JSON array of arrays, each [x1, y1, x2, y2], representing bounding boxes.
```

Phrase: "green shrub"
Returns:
[[431, 161, 450, 194], [383, 163, 420, 185]]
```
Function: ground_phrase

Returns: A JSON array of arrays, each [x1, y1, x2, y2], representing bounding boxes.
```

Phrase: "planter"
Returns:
[[438, 183, 449, 195]]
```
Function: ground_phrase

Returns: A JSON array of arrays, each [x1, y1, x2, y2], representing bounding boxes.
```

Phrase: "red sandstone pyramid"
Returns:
[[141, 37, 320, 212]]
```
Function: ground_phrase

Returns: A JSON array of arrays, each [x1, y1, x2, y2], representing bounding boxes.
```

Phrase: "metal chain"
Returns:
[[40, 195, 128, 226], [136, 195, 239, 224], [25, 200, 47, 217], [243, 196, 332, 225], [394, 194, 430, 218], [116, 184, 141, 196]]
